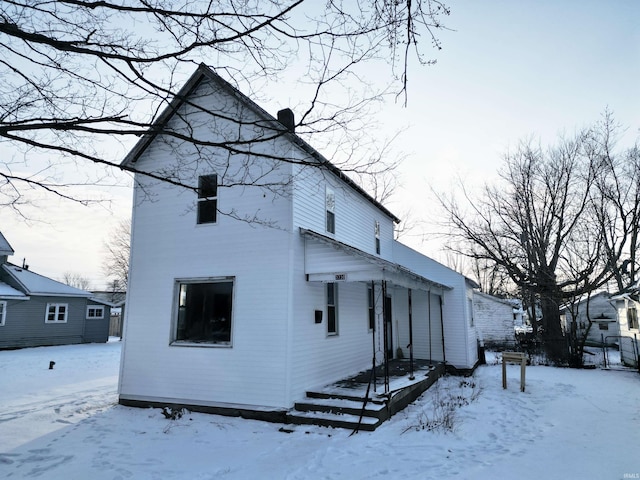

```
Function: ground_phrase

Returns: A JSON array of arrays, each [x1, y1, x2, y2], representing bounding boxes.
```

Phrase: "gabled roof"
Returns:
[[91, 291, 126, 307], [0, 232, 14, 257], [2, 264, 92, 298], [474, 290, 520, 308], [0, 280, 29, 300], [121, 63, 401, 223]]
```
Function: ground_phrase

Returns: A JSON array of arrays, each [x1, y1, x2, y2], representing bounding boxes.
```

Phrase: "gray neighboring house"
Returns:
[[91, 290, 126, 337], [473, 291, 520, 349], [0, 232, 111, 349]]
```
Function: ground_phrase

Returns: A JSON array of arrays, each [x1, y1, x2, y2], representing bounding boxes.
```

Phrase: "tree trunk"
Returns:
[[540, 294, 569, 364]]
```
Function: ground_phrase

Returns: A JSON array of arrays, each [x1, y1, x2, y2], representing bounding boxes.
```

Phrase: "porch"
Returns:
[[287, 359, 446, 431]]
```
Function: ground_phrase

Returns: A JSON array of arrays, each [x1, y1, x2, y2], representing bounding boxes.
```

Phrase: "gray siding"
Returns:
[[0, 296, 87, 348], [84, 301, 111, 343]]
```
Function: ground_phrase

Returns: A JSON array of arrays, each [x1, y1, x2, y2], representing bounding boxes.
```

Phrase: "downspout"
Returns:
[[439, 295, 446, 365], [428, 290, 432, 365], [408, 288, 414, 380]]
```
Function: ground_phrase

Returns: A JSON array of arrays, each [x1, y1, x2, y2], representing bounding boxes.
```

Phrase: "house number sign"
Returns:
[[334, 273, 347, 281]]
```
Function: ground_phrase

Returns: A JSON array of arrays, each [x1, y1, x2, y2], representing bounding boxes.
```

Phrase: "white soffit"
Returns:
[[301, 228, 451, 293]]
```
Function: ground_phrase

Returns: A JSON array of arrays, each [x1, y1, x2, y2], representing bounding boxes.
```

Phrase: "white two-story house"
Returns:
[[117, 64, 477, 418]]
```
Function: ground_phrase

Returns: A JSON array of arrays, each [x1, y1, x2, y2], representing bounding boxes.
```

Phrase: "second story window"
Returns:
[[326, 188, 335, 234], [374, 220, 381, 254], [197, 174, 218, 224]]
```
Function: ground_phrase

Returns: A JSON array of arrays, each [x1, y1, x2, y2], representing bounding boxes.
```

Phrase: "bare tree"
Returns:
[[439, 116, 638, 364], [62, 272, 92, 291], [103, 219, 130, 291], [0, 1, 451, 213]]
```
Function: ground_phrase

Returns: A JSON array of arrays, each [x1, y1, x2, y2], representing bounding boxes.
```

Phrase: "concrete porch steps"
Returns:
[[286, 361, 446, 431], [288, 392, 386, 431]]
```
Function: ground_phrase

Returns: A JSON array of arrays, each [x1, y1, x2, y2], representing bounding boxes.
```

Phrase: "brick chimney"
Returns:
[[277, 108, 295, 132]]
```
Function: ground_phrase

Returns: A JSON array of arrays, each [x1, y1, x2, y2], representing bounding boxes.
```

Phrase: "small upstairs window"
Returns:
[[326, 188, 335, 234], [374, 220, 381, 255], [197, 174, 218, 224]]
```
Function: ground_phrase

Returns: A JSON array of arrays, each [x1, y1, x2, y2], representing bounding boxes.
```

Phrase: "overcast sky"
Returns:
[[3, 0, 639, 290]]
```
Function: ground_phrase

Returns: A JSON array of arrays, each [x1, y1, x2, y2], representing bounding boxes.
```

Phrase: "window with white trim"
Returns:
[[367, 287, 375, 331], [197, 174, 218, 224], [174, 279, 234, 345], [0, 301, 6, 326], [45, 303, 68, 323], [86, 306, 105, 319], [374, 220, 381, 255], [326, 188, 335, 234], [327, 282, 338, 335], [628, 306, 638, 330]]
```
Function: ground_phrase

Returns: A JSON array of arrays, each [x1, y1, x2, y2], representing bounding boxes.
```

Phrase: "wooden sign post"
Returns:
[[502, 352, 527, 392]]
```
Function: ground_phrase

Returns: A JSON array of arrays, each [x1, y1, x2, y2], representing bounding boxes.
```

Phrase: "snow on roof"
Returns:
[[0, 231, 14, 257], [2, 264, 91, 298], [0, 280, 29, 300]]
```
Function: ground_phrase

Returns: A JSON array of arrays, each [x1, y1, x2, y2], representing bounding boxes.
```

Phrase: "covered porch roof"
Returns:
[[301, 228, 451, 293]]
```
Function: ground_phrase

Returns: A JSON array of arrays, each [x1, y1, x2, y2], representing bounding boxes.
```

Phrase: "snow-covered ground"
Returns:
[[1, 340, 639, 479]]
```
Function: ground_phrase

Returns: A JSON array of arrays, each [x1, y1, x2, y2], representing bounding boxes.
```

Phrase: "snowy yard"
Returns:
[[1, 340, 639, 479]]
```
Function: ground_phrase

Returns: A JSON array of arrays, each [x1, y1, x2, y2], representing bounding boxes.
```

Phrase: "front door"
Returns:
[[384, 294, 393, 360]]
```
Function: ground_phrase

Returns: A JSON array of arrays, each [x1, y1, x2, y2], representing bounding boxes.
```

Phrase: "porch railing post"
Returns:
[[382, 280, 389, 394], [408, 288, 415, 380]]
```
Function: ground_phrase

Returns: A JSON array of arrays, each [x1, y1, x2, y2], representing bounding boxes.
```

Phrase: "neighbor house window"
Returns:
[[368, 287, 375, 331], [326, 188, 335, 234], [86, 306, 104, 319], [174, 279, 234, 345], [468, 299, 474, 327], [374, 221, 381, 255], [45, 303, 68, 323], [628, 307, 639, 330], [0, 301, 6, 326], [197, 174, 218, 224], [598, 323, 609, 330], [327, 282, 338, 335]]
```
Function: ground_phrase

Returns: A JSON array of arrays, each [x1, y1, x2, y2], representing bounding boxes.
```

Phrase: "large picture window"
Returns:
[[197, 174, 218, 224], [327, 282, 338, 335], [175, 280, 234, 345], [45, 303, 68, 323]]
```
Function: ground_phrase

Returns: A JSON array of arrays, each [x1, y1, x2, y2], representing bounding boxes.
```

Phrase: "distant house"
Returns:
[[117, 64, 479, 419], [0, 232, 111, 349], [91, 290, 126, 337], [560, 291, 619, 346], [613, 283, 640, 368], [473, 292, 521, 349]]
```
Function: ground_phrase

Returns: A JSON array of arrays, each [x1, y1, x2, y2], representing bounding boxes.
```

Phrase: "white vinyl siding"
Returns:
[[292, 162, 396, 258], [119, 76, 296, 408]]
